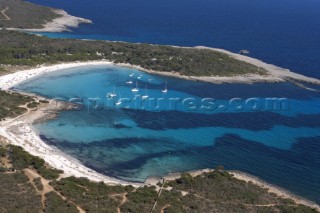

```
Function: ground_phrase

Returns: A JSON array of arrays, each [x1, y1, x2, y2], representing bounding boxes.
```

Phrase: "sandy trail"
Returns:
[[24, 168, 53, 209], [0, 6, 10, 21], [110, 192, 127, 213], [24, 168, 86, 213]]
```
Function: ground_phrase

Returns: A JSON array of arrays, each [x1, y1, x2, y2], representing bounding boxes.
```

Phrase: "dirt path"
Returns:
[[24, 168, 53, 209], [150, 179, 166, 213], [23, 168, 86, 213], [0, 6, 10, 21], [0, 156, 12, 168], [1, 100, 35, 126], [110, 192, 127, 213]]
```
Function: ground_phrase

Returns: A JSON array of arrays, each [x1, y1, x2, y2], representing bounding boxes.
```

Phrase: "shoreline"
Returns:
[[145, 169, 320, 211], [229, 171, 320, 211], [195, 46, 320, 86], [1, 55, 320, 91], [1, 54, 320, 209], [7, 9, 92, 33], [0, 98, 141, 187], [0, 61, 113, 90]]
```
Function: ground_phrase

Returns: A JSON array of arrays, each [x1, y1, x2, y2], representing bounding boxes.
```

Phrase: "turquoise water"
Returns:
[[14, 65, 320, 203], [13, 0, 320, 204]]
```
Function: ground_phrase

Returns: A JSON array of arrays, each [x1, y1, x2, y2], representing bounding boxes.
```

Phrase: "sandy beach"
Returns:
[[0, 98, 141, 186], [7, 9, 92, 33], [1, 53, 320, 91], [1, 51, 320, 208], [0, 61, 113, 90]]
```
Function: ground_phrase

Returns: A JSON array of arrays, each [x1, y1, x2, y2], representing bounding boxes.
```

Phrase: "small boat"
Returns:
[[108, 93, 117, 98], [115, 93, 122, 106], [162, 81, 168, 93], [137, 76, 142, 79], [126, 81, 133, 84], [131, 82, 139, 92], [239, 50, 250, 54], [107, 86, 117, 98], [129, 73, 134, 77], [142, 85, 149, 99]]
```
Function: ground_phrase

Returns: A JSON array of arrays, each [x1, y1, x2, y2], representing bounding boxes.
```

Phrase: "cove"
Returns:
[[14, 64, 320, 203]]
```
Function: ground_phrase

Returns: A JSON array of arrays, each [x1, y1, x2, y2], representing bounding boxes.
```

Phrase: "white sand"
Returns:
[[0, 61, 113, 90], [0, 48, 320, 192], [0, 100, 141, 186], [7, 9, 92, 32]]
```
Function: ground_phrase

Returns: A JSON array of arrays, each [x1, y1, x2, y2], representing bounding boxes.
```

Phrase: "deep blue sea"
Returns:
[[15, 65, 320, 203], [28, 0, 320, 78], [14, 0, 320, 203]]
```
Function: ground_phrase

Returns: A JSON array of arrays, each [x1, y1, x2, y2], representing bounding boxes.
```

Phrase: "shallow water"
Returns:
[[15, 65, 320, 203]]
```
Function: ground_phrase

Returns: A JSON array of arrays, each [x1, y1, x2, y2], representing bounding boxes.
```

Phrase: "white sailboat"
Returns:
[[107, 86, 117, 98], [131, 81, 139, 92], [142, 85, 149, 99], [126, 80, 133, 84], [115, 92, 122, 106], [162, 81, 168, 93], [129, 73, 134, 77]]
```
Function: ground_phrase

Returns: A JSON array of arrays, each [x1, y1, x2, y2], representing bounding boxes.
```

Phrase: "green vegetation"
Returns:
[[44, 192, 78, 213], [0, 144, 318, 213], [8, 145, 45, 169], [37, 166, 62, 180], [0, 1, 317, 212], [51, 176, 133, 212], [0, 90, 36, 120], [26, 101, 39, 109], [0, 0, 60, 29], [154, 171, 319, 213], [0, 171, 42, 213], [121, 186, 158, 212], [0, 30, 266, 77], [7, 145, 62, 179], [33, 177, 43, 191], [0, 146, 6, 157]]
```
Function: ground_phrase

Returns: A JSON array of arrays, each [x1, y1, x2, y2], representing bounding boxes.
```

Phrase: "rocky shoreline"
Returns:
[[7, 9, 92, 32]]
